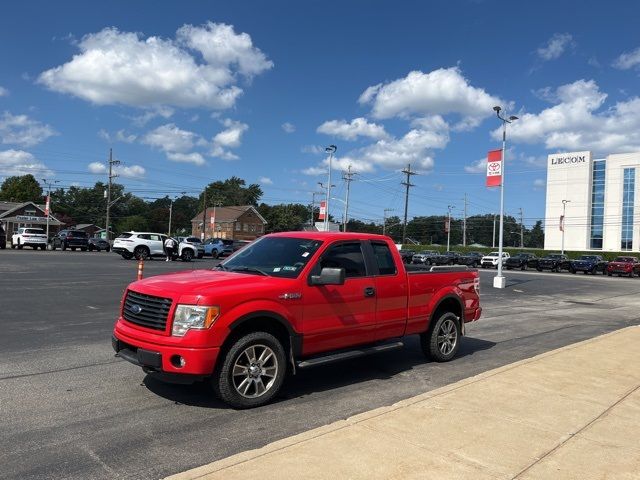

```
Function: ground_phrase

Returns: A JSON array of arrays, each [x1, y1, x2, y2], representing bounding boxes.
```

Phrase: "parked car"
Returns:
[[50, 230, 89, 251], [88, 237, 111, 252], [606, 256, 640, 277], [112, 232, 482, 408], [204, 238, 234, 258], [537, 253, 570, 272], [112, 232, 168, 260], [398, 249, 416, 264], [505, 253, 538, 271], [12, 227, 48, 250], [480, 251, 510, 268], [569, 255, 608, 275], [432, 251, 460, 265], [232, 239, 252, 252], [456, 252, 483, 268], [0, 224, 6, 249], [177, 236, 205, 259], [411, 250, 438, 265]]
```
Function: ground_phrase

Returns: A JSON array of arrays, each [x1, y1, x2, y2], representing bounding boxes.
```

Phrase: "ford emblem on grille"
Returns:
[[130, 304, 143, 314]]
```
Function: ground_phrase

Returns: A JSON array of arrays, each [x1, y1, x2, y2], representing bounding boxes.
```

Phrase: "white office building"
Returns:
[[544, 151, 639, 252]]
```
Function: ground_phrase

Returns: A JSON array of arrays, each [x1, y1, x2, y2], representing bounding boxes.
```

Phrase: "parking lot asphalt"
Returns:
[[1, 250, 639, 479]]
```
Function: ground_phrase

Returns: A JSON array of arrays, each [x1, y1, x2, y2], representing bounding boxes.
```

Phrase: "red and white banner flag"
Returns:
[[444, 217, 450, 233], [559, 215, 564, 232], [44, 195, 50, 216], [318, 201, 326, 220], [210, 215, 216, 225], [486, 149, 503, 187]]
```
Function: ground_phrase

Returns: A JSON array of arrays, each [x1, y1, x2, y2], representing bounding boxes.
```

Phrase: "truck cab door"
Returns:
[[302, 241, 376, 356]]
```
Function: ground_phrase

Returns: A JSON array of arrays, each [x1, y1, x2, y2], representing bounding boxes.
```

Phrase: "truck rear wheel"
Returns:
[[213, 331, 286, 409], [421, 312, 460, 362]]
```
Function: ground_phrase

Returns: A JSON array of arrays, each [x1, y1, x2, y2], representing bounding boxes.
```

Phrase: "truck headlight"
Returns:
[[172, 305, 220, 336]]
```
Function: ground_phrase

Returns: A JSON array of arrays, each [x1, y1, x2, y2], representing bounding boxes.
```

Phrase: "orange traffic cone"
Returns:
[[137, 258, 144, 280]]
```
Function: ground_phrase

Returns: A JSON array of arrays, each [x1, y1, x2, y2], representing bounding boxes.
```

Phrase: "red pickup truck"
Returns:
[[112, 232, 481, 408]]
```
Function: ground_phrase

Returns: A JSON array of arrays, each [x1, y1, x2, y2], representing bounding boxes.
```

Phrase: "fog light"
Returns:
[[170, 355, 186, 368]]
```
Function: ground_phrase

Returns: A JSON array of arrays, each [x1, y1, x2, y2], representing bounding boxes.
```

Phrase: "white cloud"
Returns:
[[259, 176, 273, 185], [0, 149, 53, 177], [613, 46, 640, 70], [87, 161, 146, 178], [533, 178, 546, 190], [210, 119, 248, 160], [166, 152, 205, 165], [0, 86, 8, 97], [358, 67, 504, 130], [281, 122, 295, 133], [537, 33, 574, 61], [317, 117, 389, 141], [98, 128, 137, 143], [0, 112, 57, 147], [305, 128, 447, 175], [301, 145, 324, 154], [38, 23, 272, 110], [301, 166, 328, 176], [130, 106, 174, 127], [143, 123, 199, 153], [494, 79, 640, 154], [464, 157, 487, 173]]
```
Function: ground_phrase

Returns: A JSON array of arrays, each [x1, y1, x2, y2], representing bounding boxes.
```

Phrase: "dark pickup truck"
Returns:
[[505, 253, 538, 270], [112, 232, 481, 408], [432, 251, 460, 265], [456, 252, 483, 268], [607, 256, 640, 277], [537, 253, 570, 272], [569, 255, 608, 275]]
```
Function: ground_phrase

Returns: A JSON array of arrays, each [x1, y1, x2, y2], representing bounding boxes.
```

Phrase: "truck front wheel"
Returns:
[[421, 312, 460, 362], [213, 331, 287, 409]]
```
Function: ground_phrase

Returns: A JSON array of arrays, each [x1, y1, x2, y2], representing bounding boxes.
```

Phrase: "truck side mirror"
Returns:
[[310, 267, 345, 286]]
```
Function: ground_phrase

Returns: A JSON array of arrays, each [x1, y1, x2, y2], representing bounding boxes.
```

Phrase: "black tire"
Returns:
[[536, 267, 542, 272], [212, 331, 287, 409], [40, 245, 46, 250], [11, 243, 16, 249], [521, 264, 526, 271], [181, 249, 194, 262], [607, 272, 612, 277], [506, 266, 512, 270], [81, 247, 87, 252], [17, 241, 23, 249], [570, 268, 576, 274], [122, 252, 133, 260], [212, 250, 219, 259], [134, 246, 149, 260], [71, 247, 76, 251], [51, 245, 56, 251], [62, 242, 67, 251], [88, 245, 94, 251], [421, 311, 461, 362], [106, 246, 111, 252]]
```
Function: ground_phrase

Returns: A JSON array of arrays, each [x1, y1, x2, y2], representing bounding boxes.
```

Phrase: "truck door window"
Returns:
[[319, 242, 367, 278], [371, 242, 397, 275]]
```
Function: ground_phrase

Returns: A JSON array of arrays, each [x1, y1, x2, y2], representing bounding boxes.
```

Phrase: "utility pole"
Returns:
[[323, 145, 337, 232], [201, 187, 207, 240], [401, 164, 417, 245], [383, 208, 394, 236], [447, 205, 453, 252], [310, 191, 324, 227], [105, 149, 120, 242], [41, 178, 59, 243], [168, 192, 186, 237], [463, 193, 468, 247], [342, 165, 355, 232], [519, 207, 524, 248], [211, 200, 222, 238]]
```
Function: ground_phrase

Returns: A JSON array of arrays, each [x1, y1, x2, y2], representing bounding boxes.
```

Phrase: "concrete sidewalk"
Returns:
[[167, 327, 640, 480]]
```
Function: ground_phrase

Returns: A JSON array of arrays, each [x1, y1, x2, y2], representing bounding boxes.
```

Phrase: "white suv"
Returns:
[[480, 251, 510, 269], [12, 227, 48, 250], [112, 232, 199, 261]]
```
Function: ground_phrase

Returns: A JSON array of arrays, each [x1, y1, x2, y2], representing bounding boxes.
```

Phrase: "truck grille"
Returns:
[[123, 290, 172, 331]]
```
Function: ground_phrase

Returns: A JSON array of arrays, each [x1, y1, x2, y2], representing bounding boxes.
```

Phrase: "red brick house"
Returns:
[[191, 205, 267, 240]]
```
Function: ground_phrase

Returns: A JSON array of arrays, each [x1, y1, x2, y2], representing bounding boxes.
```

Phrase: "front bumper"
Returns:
[[112, 323, 220, 376]]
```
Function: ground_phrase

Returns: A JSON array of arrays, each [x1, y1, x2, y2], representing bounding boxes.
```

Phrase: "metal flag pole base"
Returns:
[[493, 275, 506, 289]]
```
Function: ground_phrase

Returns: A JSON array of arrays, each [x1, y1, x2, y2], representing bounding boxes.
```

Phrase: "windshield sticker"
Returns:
[[282, 266, 297, 271], [301, 252, 310, 257], [273, 267, 282, 272]]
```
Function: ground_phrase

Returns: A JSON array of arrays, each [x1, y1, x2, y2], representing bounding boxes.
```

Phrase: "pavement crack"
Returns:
[[0, 359, 121, 381], [511, 382, 640, 479]]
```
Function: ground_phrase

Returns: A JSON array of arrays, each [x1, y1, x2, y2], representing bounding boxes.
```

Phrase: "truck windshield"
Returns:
[[218, 237, 323, 278]]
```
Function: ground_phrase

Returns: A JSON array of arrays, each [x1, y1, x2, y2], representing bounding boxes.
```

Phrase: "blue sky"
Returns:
[[2, 0, 640, 227]]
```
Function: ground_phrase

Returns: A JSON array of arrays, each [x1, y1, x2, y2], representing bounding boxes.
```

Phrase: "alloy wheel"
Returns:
[[231, 344, 278, 398]]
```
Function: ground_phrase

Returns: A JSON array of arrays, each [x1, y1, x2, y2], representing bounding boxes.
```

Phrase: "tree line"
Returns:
[[0, 174, 544, 247]]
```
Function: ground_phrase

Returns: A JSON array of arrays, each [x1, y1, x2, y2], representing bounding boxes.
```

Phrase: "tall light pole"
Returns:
[[493, 106, 518, 289], [105, 149, 120, 242], [318, 181, 334, 230], [310, 191, 324, 227], [42, 178, 59, 244], [447, 205, 454, 252], [342, 165, 355, 232], [492, 214, 497, 248], [323, 145, 337, 232], [561, 199, 571, 255]]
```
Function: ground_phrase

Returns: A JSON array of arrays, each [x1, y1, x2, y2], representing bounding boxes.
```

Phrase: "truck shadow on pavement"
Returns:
[[142, 335, 496, 409]]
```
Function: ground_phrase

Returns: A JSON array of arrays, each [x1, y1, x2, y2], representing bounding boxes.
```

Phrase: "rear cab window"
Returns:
[[371, 242, 397, 276], [317, 242, 367, 278]]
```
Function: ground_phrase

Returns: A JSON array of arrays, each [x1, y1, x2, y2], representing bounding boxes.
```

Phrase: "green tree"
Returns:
[[258, 203, 310, 232], [0, 174, 43, 202], [200, 176, 263, 208], [526, 220, 544, 248]]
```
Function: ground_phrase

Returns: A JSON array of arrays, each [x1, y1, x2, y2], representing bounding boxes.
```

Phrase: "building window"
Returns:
[[235, 222, 241, 231], [243, 223, 249, 232], [257, 224, 263, 233], [621, 167, 635, 251], [589, 160, 606, 249]]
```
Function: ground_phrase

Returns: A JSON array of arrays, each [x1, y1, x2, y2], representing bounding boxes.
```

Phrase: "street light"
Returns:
[[318, 180, 335, 230], [41, 178, 59, 244], [447, 205, 454, 252], [323, 145, 337, 232], [561, 199, 571, 255], [493, 105, 518, 289]]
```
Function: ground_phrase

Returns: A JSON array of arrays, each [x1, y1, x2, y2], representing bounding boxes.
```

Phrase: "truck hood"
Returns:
[[129, 269, 275, 299]]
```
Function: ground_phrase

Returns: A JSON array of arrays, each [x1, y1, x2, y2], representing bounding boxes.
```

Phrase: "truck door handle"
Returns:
[[364, 287, 375, 297]]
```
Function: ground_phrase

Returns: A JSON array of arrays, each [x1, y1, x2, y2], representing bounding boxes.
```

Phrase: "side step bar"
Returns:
[[296, 341, 404, 369]]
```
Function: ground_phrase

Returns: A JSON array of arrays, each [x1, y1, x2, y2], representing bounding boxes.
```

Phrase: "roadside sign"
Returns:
[[486, 149, 503, 187]]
